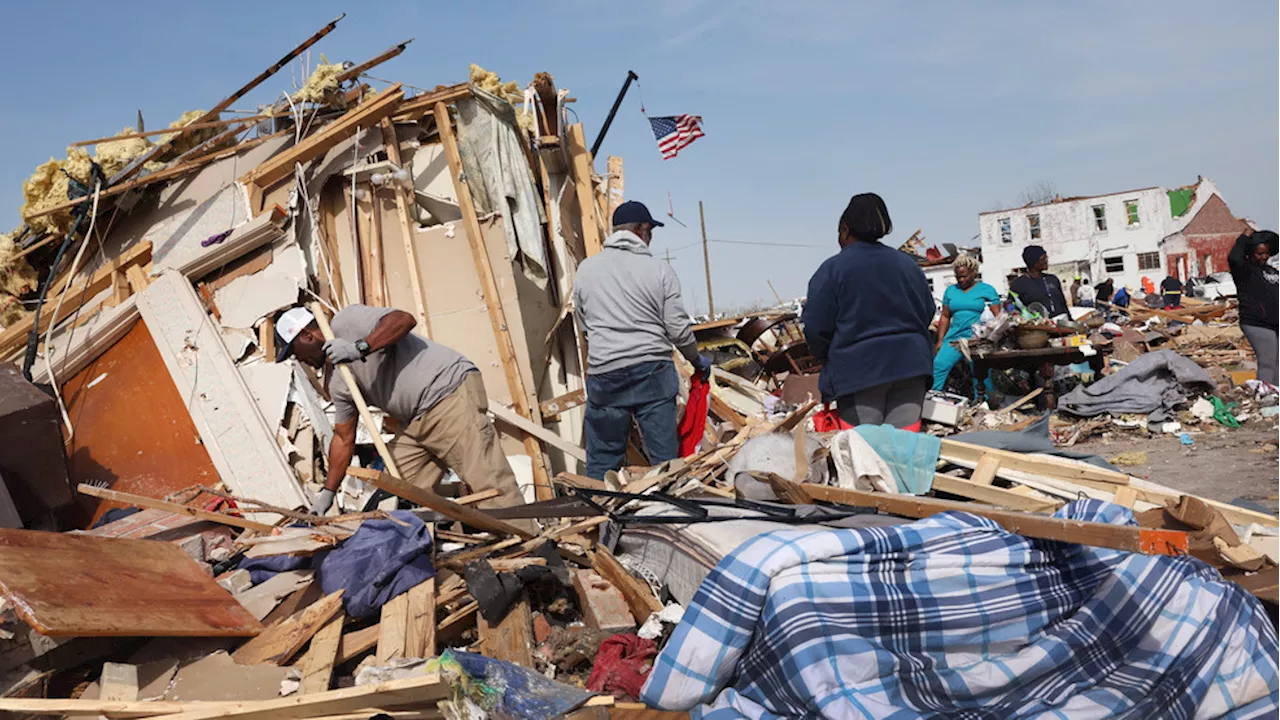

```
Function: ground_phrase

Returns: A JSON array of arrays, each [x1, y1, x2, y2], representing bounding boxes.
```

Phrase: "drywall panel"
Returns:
[[136, 271, 306, 513]]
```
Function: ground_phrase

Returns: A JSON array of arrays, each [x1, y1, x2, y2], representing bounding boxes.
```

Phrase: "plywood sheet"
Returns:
[[0, 529, 262, 637], [61, 320, 219, 526]]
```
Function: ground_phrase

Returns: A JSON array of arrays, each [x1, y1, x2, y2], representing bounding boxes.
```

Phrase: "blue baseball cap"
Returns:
[[612, 201, 664, 228]]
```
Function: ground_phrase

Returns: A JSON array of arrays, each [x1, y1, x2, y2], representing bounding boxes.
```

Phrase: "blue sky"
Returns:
[[2, 1, 1275, 312]]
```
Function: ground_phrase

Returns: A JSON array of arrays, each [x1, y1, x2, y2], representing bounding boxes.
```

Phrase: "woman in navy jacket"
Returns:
[[802, 193, 936, 429]]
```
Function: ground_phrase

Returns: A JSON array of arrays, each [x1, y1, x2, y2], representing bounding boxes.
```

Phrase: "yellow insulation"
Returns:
[[469, 64, 534, 133], [0, 231, 38, 328], [293, 60, 346, 107]]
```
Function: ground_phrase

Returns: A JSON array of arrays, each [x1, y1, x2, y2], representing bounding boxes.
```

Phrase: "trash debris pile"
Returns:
[[0, 17, 1274, 720]]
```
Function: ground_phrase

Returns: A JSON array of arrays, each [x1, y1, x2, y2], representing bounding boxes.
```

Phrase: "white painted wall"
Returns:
[[977, 179, 1221, 296], [923, 264, 955, 305]]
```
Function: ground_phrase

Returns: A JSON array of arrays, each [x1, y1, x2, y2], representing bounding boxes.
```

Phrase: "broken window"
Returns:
[[1091, 205, 1107, 232], [1028, 214, 1041, 240], [1137, 251, 1160, 271], [1125, 200, 1140, 227], [1103, 255, 1125, 273], [999, 218, 1012, 244]]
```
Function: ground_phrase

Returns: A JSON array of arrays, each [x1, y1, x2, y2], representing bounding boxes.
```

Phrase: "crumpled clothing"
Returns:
[[678, 373, 710, 456], [1059, 349, 1214, 422], [830, 424, 939, 494], [587, 634, 658, 701]]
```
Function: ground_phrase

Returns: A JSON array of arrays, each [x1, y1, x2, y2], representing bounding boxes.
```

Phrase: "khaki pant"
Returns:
[[389, 373, 536, 533]]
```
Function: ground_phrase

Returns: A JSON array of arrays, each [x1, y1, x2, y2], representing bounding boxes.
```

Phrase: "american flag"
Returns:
[[648, 114, 705, 160]]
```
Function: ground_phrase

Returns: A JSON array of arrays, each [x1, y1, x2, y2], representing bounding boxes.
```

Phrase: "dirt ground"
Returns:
[[1072, 423, 1280, 515]]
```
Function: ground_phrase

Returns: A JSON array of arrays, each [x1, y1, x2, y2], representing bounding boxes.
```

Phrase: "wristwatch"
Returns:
[[355, 339, 371, 358]]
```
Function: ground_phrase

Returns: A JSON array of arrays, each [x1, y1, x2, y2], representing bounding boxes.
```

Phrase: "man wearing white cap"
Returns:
[[274, 305, 531, 525]]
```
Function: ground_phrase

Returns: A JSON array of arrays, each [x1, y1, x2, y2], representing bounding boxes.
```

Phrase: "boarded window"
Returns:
[[1091, 205, 1108, 232], [1104, 255, 1125, 273], [1125, 200, 1140, 227], [1137, 251, 1160, 271], [999, 218, 1012, 244], [1028, 214, 1041, 240]]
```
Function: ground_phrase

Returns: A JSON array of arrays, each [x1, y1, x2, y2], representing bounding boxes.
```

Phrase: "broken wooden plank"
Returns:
[[540, 388, 586, 420], [801, 483, 1189, 555], [405, 578, 436, 660], [76, 484, 276, 533], [138, 271, 308, 514], [939, 439, 1130, 486], [1113, 486, 1138, 509], [591, 546, 662, 624], [707, 391, 746, 429], [454, 488, 501, 506], [435, 101, 554, 500], [930, 473, 1062, 513], [334, 624, 380, 665], [232, 590, 344, 666], [566, 124, 604, 256], [437, 602, 478, 633], [298, 612, 344, 695], [489, 401, 587, 462], [488, 558, 548, 572], [476, 593, 534, 668], [0, 529, 262, 637], [379, 118, 432, 337], [376, 591, 410, 663], [336, 39, 414, 84], [968, 456, 1002, 486], [241, 86, 405, 192]]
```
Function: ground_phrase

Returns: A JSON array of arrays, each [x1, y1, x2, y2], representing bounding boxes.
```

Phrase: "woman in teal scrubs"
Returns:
[[932, 254, 1001, 393]]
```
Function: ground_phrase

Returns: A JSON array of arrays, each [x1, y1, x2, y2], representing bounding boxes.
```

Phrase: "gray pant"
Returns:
[[1242, 323, 1278, 385], [837, 376, 928, 429]]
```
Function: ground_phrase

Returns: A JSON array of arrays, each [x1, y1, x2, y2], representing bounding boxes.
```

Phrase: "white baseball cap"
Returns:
[[274, 307, 315, 362]]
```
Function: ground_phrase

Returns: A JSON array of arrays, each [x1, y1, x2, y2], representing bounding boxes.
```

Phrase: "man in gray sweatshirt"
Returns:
[[573, 201, 710, 478]]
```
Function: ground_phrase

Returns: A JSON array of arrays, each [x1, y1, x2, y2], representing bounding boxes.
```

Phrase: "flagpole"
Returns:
[[699, 200, 715, 319]]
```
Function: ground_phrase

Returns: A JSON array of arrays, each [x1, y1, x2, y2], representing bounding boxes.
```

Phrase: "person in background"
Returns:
[[1141, 276, 1156, 297], [1113, 285, 1131, 308], [573, 201, 709, 479], [1228, 229, 1278, 385], [1008, 245, 1068, 317], [1095, 278, 1115, 305], [1077, 277, 1096, 307], [1070, 275, 1082, 305], [932, 254, 1000, 393], [1160, 275, 1183, 309], [274, 305, 535, 531], [803, 193, 935, 429]]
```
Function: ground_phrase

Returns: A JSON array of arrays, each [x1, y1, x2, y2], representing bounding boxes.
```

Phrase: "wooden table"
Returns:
[[970, 344, 1110, 409]]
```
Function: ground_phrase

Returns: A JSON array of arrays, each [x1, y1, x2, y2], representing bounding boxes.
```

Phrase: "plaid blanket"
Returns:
[[641, 500, 1278, 719]]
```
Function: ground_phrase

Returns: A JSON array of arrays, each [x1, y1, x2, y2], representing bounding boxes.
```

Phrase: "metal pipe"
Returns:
[[590, 70, 638, 158]]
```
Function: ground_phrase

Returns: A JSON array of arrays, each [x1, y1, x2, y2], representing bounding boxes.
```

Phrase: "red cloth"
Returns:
[[586, 634, 658, 700], [812, 403, 853, 432], [678, 373, 710, 456]]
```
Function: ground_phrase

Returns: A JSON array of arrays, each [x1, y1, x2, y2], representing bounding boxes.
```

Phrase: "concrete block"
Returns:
[[173, 534, 206, 563], [216, 569, 253, 594], [571, 570, 635, 634]]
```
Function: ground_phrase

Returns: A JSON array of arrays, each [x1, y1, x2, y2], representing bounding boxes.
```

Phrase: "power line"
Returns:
[[708, 238, 829, 249]]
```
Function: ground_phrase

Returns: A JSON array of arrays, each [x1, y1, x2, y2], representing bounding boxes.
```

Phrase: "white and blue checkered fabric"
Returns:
[[641, 500, 1279, 719]]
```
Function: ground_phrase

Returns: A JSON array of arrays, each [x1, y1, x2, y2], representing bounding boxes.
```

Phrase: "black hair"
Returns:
[[838, 193, 892, 242], [1247, 230, 1278, 253]]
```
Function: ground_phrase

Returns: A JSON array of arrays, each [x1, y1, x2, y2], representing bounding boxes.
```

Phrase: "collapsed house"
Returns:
[[0, 17, 1274, 720]]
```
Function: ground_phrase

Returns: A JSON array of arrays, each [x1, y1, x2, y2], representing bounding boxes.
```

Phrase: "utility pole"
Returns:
[[665, 248, 671, 264], [767, 279, 784, 306], [699, 200, 715, 318]]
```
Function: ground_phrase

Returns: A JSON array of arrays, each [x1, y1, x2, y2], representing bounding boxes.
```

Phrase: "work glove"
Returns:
[[323, 338, 363, 365], [693, 354, 714, 378], [309, 488, 336, 516]]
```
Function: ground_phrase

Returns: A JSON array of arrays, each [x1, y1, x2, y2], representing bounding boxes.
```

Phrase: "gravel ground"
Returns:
[[1071, 422, 1279, 514]]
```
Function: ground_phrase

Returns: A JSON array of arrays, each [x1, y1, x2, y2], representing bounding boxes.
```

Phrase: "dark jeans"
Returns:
[[584, 360, 679, 479]]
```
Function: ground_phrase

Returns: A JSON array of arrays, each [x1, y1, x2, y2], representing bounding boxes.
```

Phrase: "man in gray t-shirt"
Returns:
[[275, 304, 532, 527]]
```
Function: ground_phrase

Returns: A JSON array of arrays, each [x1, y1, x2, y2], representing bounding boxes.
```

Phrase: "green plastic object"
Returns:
[[1210, 396, 1241, 428]]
